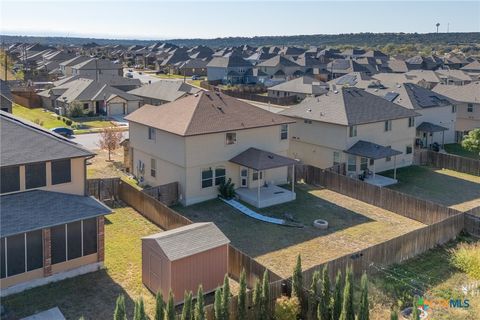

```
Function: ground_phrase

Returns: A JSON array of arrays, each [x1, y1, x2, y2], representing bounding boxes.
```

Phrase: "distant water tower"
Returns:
[[436, 22, 440, 33]]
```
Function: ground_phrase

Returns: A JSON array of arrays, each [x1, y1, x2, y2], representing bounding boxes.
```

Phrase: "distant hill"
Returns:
[[1, 32, 479, 48]]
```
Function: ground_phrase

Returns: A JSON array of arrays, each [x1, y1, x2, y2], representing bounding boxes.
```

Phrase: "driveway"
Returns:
[[72, 132, 129, 151], [123, 68, 161, 84]]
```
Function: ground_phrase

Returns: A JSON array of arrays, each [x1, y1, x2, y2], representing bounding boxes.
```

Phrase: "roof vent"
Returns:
[[307, 108, 312, 112], [320, 112, 325, 116], [334, 90, 339, 94], [194, 93, 198, 97]]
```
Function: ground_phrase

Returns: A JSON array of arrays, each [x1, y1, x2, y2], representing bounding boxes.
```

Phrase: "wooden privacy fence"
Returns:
[[295, 165, 461, 225], [465, 207, 480, 238], [86, 177, 121, 205], [417, 150, 480, 176], [142, 182, 179, 206]]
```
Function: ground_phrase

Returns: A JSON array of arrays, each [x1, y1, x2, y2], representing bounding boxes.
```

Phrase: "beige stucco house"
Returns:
[[125, 91, 295, 207], [281, 87, 419, 186]]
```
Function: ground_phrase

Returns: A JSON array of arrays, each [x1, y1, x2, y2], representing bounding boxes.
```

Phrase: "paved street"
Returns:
[[72, 132, 129, 150], [123, 68, 163, 84]]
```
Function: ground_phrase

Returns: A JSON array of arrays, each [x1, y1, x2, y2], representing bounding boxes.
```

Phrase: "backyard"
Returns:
[[2, 207, 162, 319], [381, 165, 480, 212], [175, 184, 425, 278], [445, 143, 480, 160]]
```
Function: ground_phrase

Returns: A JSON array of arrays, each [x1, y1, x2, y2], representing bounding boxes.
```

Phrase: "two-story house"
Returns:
[[125, 91, 295, 207], [281, 87, 419, 185], [0, 111, 111, 296], [206, 55, 252, 84]]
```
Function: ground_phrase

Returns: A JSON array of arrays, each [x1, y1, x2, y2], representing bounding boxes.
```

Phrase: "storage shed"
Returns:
[[142, 222, 230, 304]]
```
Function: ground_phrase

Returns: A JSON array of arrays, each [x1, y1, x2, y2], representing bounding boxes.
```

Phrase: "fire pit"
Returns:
[[313, 219, 328, 229]]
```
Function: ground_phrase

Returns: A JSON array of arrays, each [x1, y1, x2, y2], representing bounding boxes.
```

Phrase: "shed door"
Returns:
[[149, 253, 162, 290]]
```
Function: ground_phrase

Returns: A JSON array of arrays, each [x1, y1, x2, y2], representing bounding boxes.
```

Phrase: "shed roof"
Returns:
[[1, 190, 112, 237], [345, 140, 402, 160], [416, 122, 448, 132], [143, 223, 230, 261], [230, 147, 296, 170]]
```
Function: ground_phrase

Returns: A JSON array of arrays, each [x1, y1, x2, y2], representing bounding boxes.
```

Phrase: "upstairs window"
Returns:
[[348, 126, 357, 137], [408, 117, 415, 128], [148, 127, 156, 140], [201, 168, 213, 188], [467, 103, 474, 113], [280, 124, 288, 140], [51, 159, 71, 185], [25, 162, 46, 189], [226, 132, 237, 145], [1, 166, 20, 193], [451, 105, 457, 113], [150, 158, 156, 178], [384, 120, 392, 132]]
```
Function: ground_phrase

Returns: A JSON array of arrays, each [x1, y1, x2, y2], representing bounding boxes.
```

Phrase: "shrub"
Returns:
[[113, 294, 127, 320], [450, 242, 480, 280], [274, 296, 300, 320], [67, 101, 85, 118], [57, 116, 61, 120], [238, 270, 247, 320], [155, 291, 165, 320], [218, 178, 235, 200], [65, 119, 72, 126]]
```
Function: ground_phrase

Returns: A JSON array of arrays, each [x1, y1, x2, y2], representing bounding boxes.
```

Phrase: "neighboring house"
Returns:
[[381, 59, 409, 73], [38, 78, 142, 116], [125, 91, 295, 207], [206, 55, 252, 84], [280, 87, 419, 183], [1, 80, 13, 113], [71, 58, 123, 78], [0, 111, 111, 296], [326, 59, 370, 79], [128, 80, 201, 105], [460, 60, 480, 79], [53, 74, 141, 92], [435, 70, 473, 86], [433, 82, 480, 142], [256, 55, 302, 82], [173, 59, 209, 77], [267, 76, 328, 99], [59, 56, 91, 77]]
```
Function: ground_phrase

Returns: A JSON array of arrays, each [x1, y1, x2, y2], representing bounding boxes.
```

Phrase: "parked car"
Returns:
[[191, 75, 202, 80], [51, 127, 74, 137], [126, 73, 133, 78], [128, 69, 133, 72]]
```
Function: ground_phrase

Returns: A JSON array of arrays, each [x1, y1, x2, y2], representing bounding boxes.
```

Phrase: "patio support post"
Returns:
[[442, 131, 445, 149], [257, 171, 260, 207], [393, 156, 397, 180], [373, 160, 376, 178], [291, 164, 295, 195]]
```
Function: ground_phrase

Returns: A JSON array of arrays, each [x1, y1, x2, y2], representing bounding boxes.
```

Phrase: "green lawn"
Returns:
[[381, 165, 480, 211], [2, 207, 161, 319], [174, 184, 424, 278], [369, 235, 480, 320], [445, 143, 480, 160], [153, 73, 186, 79]]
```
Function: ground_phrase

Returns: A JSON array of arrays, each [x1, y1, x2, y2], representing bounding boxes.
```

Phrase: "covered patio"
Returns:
[[230, 147, 297, 208], [416, 122, 448, 149], [345, 140, 402, 187]]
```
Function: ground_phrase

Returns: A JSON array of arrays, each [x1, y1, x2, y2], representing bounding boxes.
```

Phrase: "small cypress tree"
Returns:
[[182, 291, 193, 320], [166, 290, 175, 320], [238, 269, 247, 320], [222, 274, 231, 320], [292, 255, 303, 306], [261, 269, 270, 320], [253, 278, 263, 320], [319, 265, 331, 320], [133, 297, 146, 320], [358, 273, 369, 320], [339, 267, 354, 320], [154, 291, 165, 320], [411, 297, 420, 320], [331, 270, 343, 320], [113, 294, 127, 320], [194, 285, 206, 320], [307, 271, 320, 320], [214, 287, 223, 320], [390, 310, 398, 320]]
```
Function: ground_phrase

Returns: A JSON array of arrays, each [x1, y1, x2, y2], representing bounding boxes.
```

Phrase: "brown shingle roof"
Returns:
[[125, 91, 294, 136]]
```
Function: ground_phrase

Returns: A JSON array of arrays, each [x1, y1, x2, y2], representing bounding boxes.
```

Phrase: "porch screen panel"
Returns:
[[51, 225, 66, 264], [67, 221, 82, 260], [6, 234, 25, 276], [25, 162, 47, 189], [83, 218, 98, 256], [26, 230, 43, 271], [51, 159, 72, 185], [1, 166, 20, 193], [0, 238, 5, 278]]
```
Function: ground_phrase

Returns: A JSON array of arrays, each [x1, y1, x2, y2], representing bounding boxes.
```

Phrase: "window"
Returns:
[[6, 234, 25, 277], [467, 103, 473, 113], [408, 117, 415, 128], [252, 171, 263, 181], [83, 218, 98, 256], [347, 155, 357, 172], [215, 167, 226, 186], [280, 124, 288, 140], [333, 151, 340, 165], [67, 221, 82, 260], [226, 132, 237, 145], [25, 162, 46, 189], [51, 225, 66, 264], [451, 105, 457, 113], [348, 126, 357, 137], [51, 159, 71, 185], [201, 168, 213, 188], [26, 230, 43, 271], [83, 103, 89, 110], [150, 158, 156, 177], [148, 127, 156, 140], [360, 157, 368, 171], [1, 166, 20, 193], [385, 146, 392, 162], [406, 145, 413, 154], [304, 119, 312, 124], [384, 120, 392, 132]]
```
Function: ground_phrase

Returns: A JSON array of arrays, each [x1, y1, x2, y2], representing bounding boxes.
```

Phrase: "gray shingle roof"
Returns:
[[230, 147, 296, 170], [1, 190, 112, 237], [416, 122, 448, 132], [256, 55, 300, 68], [207, 55, 252, 68], [1, 111, 93, 166], [142, 223, 230, 261], [128, 80, 200, 102], [345, 140, 402, 160], [432, 82, 480, 104], [280, 87, 419, 126], [268, 76, 327, 95]]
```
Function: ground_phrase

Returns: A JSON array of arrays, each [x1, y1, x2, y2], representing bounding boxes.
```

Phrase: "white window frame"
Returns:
[[384, 120, 392, 132], [280, 124, 288, 140], [226, 132, 237, 145], [214, 166, 226, 186], [408, 117, 415, 128], [333, 151, 340, 165], [148, 127, 156, 141], [349, 125, 357, 137], [360, 157, 368, 171], [252, 170, 263, 181], [451, 105, 457, 113], [347, 155, 357, 172], [201, 168, 213, 189], [150, 158, 156, 178], [467, 103, 473, 113], [406, 145, 413, 154]]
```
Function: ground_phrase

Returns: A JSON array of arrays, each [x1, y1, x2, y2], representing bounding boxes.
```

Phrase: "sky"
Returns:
[[1, 0, 479, 40]]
